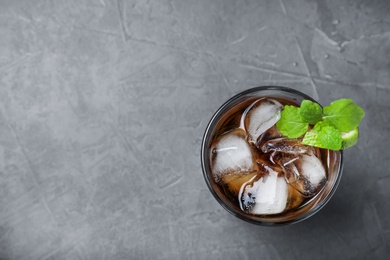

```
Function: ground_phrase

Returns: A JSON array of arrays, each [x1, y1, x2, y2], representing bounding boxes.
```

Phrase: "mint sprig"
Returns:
[[276, 99, 365, 150]]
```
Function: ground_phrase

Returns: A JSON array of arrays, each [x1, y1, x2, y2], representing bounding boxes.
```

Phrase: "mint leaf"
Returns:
[[276, 105, 308, 138], [300, 100, 323, 124], [323, 99, 365, 132], [302, 122, 342, 150]]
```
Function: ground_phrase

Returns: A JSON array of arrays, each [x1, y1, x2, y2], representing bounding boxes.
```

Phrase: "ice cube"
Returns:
[[222, 172, 258, 196], [298, 154, 327, 187], [256, 157, 284, 176], [261, 138, 310, 154], [275, 153, 327, 197], [210, 129, 257, 182], [244, 98, 283, 143], [256, 125, 284, 149], [273, 153, 301, 182], [240, 167, 288, 215]]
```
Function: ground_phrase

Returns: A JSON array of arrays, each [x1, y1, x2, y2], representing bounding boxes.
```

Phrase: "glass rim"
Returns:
[[201, 86, 344, 226]]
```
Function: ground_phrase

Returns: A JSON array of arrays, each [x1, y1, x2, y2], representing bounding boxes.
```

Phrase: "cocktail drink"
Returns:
[[201, 86, 345, 225]]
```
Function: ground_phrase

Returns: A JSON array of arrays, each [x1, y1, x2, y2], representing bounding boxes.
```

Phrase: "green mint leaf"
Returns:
[[302, 122, 342, 150], [323, 99, 365, 132], [276, 105, 308, 138], [300, 100, 323, 124]]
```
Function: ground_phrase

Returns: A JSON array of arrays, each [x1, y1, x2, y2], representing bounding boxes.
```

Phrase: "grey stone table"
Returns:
[[1, 0, 390, 259]]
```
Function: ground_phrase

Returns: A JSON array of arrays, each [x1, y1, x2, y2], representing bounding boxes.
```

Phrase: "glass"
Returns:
[[201, 86, 343, 226]]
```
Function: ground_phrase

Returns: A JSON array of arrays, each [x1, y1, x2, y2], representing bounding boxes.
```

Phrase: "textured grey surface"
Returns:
[[1, 0, 390, 259]]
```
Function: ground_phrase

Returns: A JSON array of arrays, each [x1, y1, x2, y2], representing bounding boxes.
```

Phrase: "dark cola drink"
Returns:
[[201, 87, 342, 225]]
